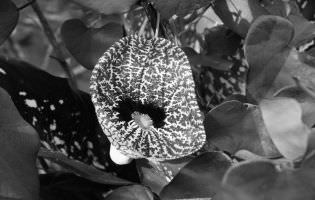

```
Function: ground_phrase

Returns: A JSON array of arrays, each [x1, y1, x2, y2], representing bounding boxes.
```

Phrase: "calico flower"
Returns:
[[90, 35, 205, 162]]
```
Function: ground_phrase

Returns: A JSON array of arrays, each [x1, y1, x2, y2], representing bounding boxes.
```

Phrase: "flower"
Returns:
[[90, 35, 205, 161]]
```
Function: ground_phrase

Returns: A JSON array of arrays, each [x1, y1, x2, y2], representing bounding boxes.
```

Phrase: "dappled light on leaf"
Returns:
[[0, 58, 139, 181]]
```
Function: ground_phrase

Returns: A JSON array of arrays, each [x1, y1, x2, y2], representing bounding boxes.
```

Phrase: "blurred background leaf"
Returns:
[[0, 0, 19, 45], [0, 87, 40, 200], [61, 19, 123, 70]]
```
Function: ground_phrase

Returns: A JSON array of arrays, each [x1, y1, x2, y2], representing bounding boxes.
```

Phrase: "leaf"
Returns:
[[288, 14, 315, 46], [275, 86, 315, 127], [105, 185, 156, 200], [160, 152, 232, 199], [136, 156, 192, 194], [70, 0, 138, 14], [301, 129, 315, 168], [245, 15, 315, 101], [0, 87, 40, 200], [0, 0, 19, 45], [204, 100, 280, 157], [150, 0, 214, 19], [204, 25, 242, 56], [0, 58, 139, 181], [213, 0, 268, 37], [61, 19, 123, 70], [40, 173, 117, 200], [218, 160, 278, 200], [38, 148, 133, 186], [259, 98, 311, 160], [182, 47, 233, 71], [297, 0, 315, 20], [217, 160, 315, 200]]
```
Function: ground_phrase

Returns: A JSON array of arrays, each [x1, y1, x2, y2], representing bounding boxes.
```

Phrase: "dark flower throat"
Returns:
[[113, 98, 166, 128]]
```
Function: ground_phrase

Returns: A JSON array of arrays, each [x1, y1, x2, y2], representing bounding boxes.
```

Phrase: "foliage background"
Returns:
[[0, 0, 315, 199]]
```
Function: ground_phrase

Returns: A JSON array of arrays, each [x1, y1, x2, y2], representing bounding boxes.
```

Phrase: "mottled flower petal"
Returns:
[[90, 35, 205, 161]]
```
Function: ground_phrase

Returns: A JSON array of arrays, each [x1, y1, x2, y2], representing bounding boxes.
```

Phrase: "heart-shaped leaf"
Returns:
[[204, 100, 280, 157], [218, 160, 278, 200], [213, 0, 268, 37], [259, 98, 311, 160], [217, 159, 315, 200], [61, 19, 123, 70], [275, 86, 315, 127], [70, 0, 138, 14], [0, 87, 40, 200], [288, 14, 315, 46], [245, 15, 315, 101], [38, 148, 133, 186], [0, 58, 139, 181], [160, 152, 232, 199], [150, 0, 214, 19], [0, 0, 19, 45]]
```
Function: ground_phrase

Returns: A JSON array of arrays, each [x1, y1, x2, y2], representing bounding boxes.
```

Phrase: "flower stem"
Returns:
[[31, 1, 78, 92]]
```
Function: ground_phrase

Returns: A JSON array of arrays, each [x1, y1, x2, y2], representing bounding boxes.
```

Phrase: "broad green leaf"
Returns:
[[160, 152, 232, 199], [204, 100, 279, 157], [150, 0, 214, 19], [0, 87, 39, 200], [245, 15, 315, 101], [38, 148, 133, 186], [70, 0, 138, 14], [260, 98, 310, 160], [61, 19, 123, 70], [0, 0, 19, 45]]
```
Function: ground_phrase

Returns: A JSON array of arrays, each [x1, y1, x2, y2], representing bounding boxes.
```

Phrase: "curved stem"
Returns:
[[31, 1, 78, 92], [17, 0, 36, 10]]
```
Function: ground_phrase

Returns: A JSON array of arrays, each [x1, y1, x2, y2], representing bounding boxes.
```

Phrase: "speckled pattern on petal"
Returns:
[[90, 35, 206, 161]]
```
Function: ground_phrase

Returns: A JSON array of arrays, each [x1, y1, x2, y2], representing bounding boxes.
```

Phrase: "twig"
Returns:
[[31, 1, 78, 91], [17, 0, 36, 10]]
